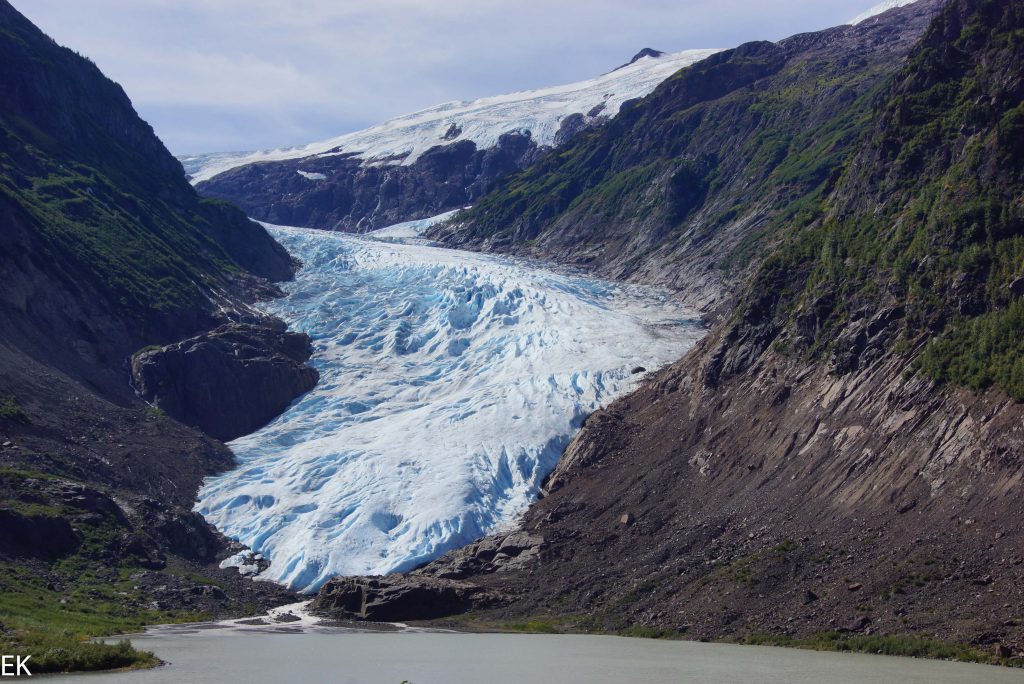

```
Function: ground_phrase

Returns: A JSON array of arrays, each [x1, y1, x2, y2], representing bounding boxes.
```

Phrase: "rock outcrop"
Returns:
[[0, 509, 81, 561], [313, 575, 501, 622], [310, 529, 539, 621], [131, 321, 319, 442], [414, 530, 543, 581]]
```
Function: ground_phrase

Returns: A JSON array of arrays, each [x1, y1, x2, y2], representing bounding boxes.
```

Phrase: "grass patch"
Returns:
[[503, 619, 560, 634], [617, 625, 681, 639], [145, 405, 166, 419], [0, 564, 163, 674], [0, 632, 158, 674], [134, 344, 165, 357], [0, 473, 207, 675], [741, 632, 1022, 667], [0, 395, 28, 423]]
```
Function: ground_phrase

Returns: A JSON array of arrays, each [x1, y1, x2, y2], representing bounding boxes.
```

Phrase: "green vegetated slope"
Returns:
[[737, 0, 1024, 400], [0, 469, 165, 673], [0, 0, 293, 397], [433, 0, 943, 307]]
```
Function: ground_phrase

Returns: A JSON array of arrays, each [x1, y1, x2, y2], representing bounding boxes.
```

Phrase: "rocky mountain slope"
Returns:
[[316, 0, 1024, 659], [430, 0, 944, 313], [184, 48, 717, 232], [0, 0, 309, 668]]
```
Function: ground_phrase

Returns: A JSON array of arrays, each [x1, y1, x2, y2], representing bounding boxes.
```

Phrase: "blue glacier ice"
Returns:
[[196, 221, 703, 592]]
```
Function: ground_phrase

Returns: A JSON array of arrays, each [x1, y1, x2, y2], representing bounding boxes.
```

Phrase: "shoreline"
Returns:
[[87, 603, 1022, 676]]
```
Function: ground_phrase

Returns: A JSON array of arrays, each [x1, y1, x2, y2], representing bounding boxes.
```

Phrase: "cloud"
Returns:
[[14, 0, 884, 154]]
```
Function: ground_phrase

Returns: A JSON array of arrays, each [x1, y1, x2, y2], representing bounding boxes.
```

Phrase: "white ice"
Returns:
[[180, 48, 719, 184], [850, 0, 919, 24], [195, 221, 703, 593]]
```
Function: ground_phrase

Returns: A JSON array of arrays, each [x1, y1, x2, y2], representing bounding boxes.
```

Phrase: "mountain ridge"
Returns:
[[182, 47, 719, 183]]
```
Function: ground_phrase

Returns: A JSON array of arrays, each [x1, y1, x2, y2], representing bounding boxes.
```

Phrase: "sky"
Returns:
[[17, 0, 894, 155]]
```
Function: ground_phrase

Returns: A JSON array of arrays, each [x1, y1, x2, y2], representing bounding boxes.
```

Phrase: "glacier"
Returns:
[[196, 221, 703, 593], [180, 48, 719, 184]]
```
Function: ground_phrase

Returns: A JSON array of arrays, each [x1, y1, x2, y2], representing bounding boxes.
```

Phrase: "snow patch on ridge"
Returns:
[[195, 222, 703, 593], [181, 48, 719, 184], [367, 209, 462, 242], [850, 0, 918, 25]]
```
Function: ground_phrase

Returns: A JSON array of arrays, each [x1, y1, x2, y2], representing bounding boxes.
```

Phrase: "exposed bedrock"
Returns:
[[311, 530, 541, 621], [196, 132, 545, 232], [313, 575, 503, 622], [130, 320, 319, 442]]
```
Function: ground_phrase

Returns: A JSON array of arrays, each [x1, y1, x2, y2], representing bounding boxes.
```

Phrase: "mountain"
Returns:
[[183, 48, 718, 232], [0, 0, 309, 669], [314, 0, 1024, 659], [429, 0, 945, 313]]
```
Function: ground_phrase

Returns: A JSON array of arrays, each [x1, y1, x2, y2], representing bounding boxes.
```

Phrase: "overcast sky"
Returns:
[[17, 0, 889, 155]]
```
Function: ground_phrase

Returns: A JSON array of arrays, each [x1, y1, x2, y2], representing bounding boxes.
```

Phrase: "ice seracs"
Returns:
[[196, 220, 703, 592], [180, 48, 719, 184]]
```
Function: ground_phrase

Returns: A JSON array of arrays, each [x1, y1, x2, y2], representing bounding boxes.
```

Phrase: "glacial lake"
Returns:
[[71, 625, 1024, 684]]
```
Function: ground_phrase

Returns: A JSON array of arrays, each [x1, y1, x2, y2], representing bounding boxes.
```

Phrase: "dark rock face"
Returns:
[[197, 132, 552, 232], [0, 510, 80, 560], [313, 575, 501, 622], [612, 47, 667, 71], [131, 321, 319, 442]]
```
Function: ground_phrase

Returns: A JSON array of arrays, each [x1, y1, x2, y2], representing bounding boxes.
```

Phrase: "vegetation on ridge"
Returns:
[[747, 0, 1024, 399]]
